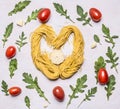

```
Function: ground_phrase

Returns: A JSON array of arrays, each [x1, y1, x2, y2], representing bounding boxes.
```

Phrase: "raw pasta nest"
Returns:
[[31, 24, 84, 80]]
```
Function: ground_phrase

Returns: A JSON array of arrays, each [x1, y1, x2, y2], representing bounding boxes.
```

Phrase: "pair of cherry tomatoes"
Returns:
[[89, 8, 102, 22], [6, 46, 16, 59], [9, 85, 64, 100], [37, 8, 51, 23], [9, 86, 22, 96], [37, 7, 102, 23], [5, 47, 19, 95], [97, 68, 109, 85]]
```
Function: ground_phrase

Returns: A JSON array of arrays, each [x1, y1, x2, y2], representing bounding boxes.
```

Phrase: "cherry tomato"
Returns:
[[89, 8, 102, 22], [97, 68, 109, 85], [53, 86, 65, 101], [5, 46, 16, 59], [9, 86, 22, 96], [37, 8, 51, 23]]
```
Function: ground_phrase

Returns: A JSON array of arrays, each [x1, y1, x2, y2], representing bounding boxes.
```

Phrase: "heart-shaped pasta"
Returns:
[[31, 24, 84, 80]]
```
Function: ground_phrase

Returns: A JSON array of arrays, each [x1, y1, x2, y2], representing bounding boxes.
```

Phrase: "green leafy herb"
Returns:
[[1, 80, 9, 96], [105, 75, 116, 100], [102, 24, 119, 48], [78, 87, 97, 107], [2, 22, 13, 47], [76, 5, 92, 26], [8, 0, 31, 16], [25, 9, 41, 24], [15, 32, 27, 52], [23, 72, 50, 104], [9, 58, 17, 78], [66, 75, 87, 109], [25, 96, 31, 109], [53, 3, 74, 23], [94, 34, 101, 44], [94, 56, 106, 83], [106, 46, 119, 73]]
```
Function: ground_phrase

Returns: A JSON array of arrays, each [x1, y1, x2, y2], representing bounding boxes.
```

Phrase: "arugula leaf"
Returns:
[[8, 0, 31, 16], [102, 24, 110, 36], [1, 80, 9, 96], [76, 5, 92, 26], [23, 72, 50, 104], [78, 87, 97, 107], [53, 3, 74, 23], [9, 58, 17, 78], [102, 24, 119, 48], [66, 75, 88, 109], [25, 96, 31, 109], [105, 75, 116, 100], [106, 46, 119, 73], [94, 34, 101, 44], [15, 32, 27, 52], [2, 22, 13, 47], [94, 56, 106, 83], [25, 9, 41, 24]]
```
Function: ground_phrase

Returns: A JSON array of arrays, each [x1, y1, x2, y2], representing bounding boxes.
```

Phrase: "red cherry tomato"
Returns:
[[89, 8, 102, 22], [9, 86, 22, 96], [37, 8, 51, 23], [53, 86, 65, 101], [98, 68, 109, 85], [5, 46, 16, 59]]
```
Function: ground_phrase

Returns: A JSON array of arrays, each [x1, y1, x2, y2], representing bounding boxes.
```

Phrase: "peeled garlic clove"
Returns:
[[43, 103, 48, 108], [16, 20, 25, 27], [91, 42, 97, 49]]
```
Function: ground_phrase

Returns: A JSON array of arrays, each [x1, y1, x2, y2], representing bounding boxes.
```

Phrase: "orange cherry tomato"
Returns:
[[98, 68, 109, 85], [89, 8, 102, 22], [37, 8, 51, 23], [53, 86, 65, 101], [5, 46, 16, 59], [9, 87, 21, 96]]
